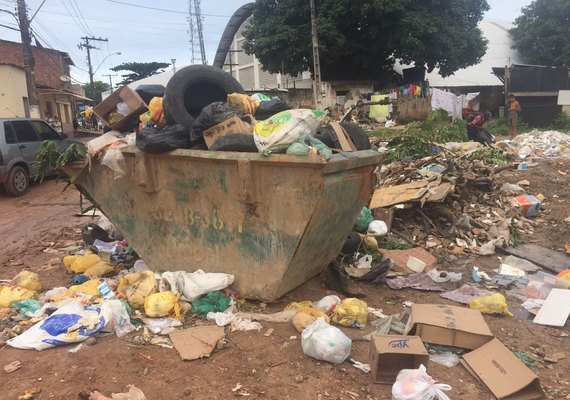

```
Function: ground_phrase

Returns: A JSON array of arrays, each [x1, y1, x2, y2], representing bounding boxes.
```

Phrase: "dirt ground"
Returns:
[[0, 159, 569, 400]]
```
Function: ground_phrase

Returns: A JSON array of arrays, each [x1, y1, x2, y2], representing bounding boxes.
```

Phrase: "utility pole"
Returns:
[[309, 0, 322, 109], [78, 36, 108, 86], [103, 73, 117, 88], [17, 0, 38, 117]]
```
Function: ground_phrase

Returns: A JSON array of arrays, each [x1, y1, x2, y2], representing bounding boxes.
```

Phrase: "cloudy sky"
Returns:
[[0, 0, 533, 85]]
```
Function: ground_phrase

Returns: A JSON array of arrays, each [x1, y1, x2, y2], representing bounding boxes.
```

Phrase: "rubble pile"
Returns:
[[513, 129, 570, 157]]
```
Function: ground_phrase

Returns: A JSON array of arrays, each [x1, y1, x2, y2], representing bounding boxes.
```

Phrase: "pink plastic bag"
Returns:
[[392, 364, 451, 400]]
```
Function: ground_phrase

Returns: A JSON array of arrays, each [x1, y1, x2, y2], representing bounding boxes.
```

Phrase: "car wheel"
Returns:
[[5, 165, 29, 196], [314, 123, 371, 151], [163, 65, 245, 129]]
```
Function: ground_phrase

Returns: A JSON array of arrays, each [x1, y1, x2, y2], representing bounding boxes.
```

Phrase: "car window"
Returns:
[[11, 120, 40, 142], [32, 121, 61, 140], [3, 122, 16, 144]]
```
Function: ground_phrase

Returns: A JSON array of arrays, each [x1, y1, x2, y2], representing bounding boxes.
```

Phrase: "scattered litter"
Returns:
[[426, 268, 462, 283], [301, 318, 352, 364], [350, 359, 371, 373], [386, 273, 444, 291], [429, 351, 461, 368], [264, 328, 274, 337], [331, 298, 368, 328], [514, 351, 536, 367], [68, 343, 84, 353], [293, 308, 330, 332], [140, 317, 182, 335], [521, 299, 545, 315], [380, 248, 437, 274], [491, 274, 529, 288], [533, 288, 570, 327], [501, 256, 540, 273], [314, 295, 341, 314], [4, 360, 22, 373], [468, 293, 514, 317], [544, 352, 565, 363], [391, 364, 451, 400], [17, 388, 41, 400]]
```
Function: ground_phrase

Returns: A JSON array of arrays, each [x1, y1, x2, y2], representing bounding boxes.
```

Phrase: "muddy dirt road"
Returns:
[[0, 160, 569, 400]]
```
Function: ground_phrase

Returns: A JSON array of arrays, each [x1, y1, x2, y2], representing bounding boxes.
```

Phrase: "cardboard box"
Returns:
[[93, 86, 147, 132], [510, 195, 541, 217], [203, 115, 254, 149], [370, 335, 429, 384], [461, 338, 545, 400], [404, 304, 493, 350]]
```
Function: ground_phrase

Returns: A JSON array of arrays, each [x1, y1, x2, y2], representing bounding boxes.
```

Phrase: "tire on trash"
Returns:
[[163, 65, 244, 129], [210, 134, 257, 152], [315, 123, 371, 151], [5, 165, 29, 197]]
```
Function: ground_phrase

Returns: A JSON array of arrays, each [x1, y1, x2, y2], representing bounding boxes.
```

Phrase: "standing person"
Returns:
[[508, 94, 521, 139]]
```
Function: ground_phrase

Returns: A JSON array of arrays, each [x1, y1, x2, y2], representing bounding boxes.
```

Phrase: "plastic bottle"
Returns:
[[97, 279, 116, 299], [472, 266, 481, 283]]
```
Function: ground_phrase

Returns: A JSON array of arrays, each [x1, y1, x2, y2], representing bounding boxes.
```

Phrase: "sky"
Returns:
[[0, 0, 534, 86]]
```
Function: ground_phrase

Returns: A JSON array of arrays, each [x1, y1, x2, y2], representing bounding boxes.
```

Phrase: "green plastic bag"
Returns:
[[10, 299, 41, 317], [251, 93, 271, 102], [191, 291, 231, 316], [286, 134, 333, 160], [354, 207, 373, 232]]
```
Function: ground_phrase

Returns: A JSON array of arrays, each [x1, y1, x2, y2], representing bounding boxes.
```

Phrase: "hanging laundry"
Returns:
[[431, 88, 463, 120]]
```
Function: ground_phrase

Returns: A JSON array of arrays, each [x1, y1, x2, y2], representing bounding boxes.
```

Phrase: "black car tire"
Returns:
[[163, 65, 245, 129], [210, 134, 258, 152], [315, 122, 371, 151], [5, 165, 29, 196]]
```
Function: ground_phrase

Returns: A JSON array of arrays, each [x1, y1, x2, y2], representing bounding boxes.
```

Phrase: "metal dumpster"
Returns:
[[64, 148, 381, 301]]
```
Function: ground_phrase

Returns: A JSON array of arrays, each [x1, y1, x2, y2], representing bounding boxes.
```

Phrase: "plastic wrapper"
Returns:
[[392, 364, 451, 400], [293, 308, 330, 332], [144, 291, 181, 318], [0, 286, 38, 308], [314, 295, 341, 314], [254, 99, 293, 120], [355, 207, 373, 232], [191, 291, 230, 315], [285, 301, 314, 311], [331, 298, 368, 328], [286, 134, 332, 160], [253, 109, 325, 153], [157, 270, 234, 302], [11, 270, 41, 292], [64, 251, 102, 273], [468, 293, 514, 317], [117, 271, 157, 309], [148, 96, 165, 127], [301, 317, 352, 364]]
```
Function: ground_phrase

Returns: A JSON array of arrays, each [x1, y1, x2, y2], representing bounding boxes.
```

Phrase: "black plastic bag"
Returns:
[[135, 84, 165, 104], [192, 102, 242, 138], [136, 124, 194, 154], [254, 99, 293, 120]]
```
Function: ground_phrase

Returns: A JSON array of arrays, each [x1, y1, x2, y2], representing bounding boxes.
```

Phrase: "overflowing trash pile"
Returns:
[[512, 129, 570, 158]]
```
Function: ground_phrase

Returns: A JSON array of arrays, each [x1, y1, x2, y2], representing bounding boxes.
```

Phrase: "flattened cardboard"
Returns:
[[405, 304, 493, 350], [203, 115, 253, 149], [169, 326, 225, 361], [380, 247, 437, 274], [370, 335, 429, 384], [501, 244, 570, 274], [461, 338, 545, 400], [533, 288, 570, 327], [93, 86, 147, 132], [370, 178, 454, 209]]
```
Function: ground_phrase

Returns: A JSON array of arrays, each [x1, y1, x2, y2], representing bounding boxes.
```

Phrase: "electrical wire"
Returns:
[[104, 0, 230, 17], [68, 0, 93, 36], [59, 0, 89, 35]]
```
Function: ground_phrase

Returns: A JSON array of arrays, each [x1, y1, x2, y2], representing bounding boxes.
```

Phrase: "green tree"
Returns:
[[243, 0, 489, 82], [82, 81, 110, 104], [110, 62, 171, 85], [510, 0, 570, 67]]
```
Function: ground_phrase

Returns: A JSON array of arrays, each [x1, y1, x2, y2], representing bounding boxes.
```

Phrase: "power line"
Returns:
[[60, 0, 89, 35], [104, 0, 230, 17], [68, 0, 93, 36]]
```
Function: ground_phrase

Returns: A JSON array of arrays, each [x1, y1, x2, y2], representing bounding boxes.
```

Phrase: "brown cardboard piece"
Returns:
[[461, 338, 545, 400], [380, 247, 437, 274], [370, 178, 454, 209], [169, 326, 225, 361], [203, 115, 254, 149], [370, 335, 429, 384], [329, 122, 357, 152], [404, 304, 493, 350], [93, 86, 147, 132]]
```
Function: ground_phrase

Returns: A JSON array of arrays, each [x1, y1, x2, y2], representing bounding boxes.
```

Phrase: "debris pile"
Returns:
[[512, 129, 570, 158]]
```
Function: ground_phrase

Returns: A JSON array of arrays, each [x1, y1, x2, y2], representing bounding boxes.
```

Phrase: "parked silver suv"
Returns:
[[0, 118, 81, 196]]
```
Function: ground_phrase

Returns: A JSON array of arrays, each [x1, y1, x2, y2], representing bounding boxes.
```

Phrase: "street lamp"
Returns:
[[93, 52, 122, 76]]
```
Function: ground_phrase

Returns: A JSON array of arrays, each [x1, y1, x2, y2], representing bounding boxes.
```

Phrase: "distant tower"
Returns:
[[188, 0, 207, 64]]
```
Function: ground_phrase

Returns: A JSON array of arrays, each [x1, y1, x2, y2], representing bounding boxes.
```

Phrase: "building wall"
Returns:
[[0, 65, 28, 118]]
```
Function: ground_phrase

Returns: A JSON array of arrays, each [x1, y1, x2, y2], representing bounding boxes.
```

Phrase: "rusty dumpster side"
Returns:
[[64, 148, 381, 301]]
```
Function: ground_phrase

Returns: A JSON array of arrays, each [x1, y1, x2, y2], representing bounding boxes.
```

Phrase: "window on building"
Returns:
[[32, 121, 61, 140], [11, 120, 39, 142]]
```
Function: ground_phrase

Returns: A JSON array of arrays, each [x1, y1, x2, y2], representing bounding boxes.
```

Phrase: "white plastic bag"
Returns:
[[7, 301, 106, 350], [253, 109, 326, 153], [368, 220, 388, 236], [100, 300, 136, 338], [314, 295, 341, 314], [157, 270, 234, 301], [392, 364, 451, 400], [301, 317, 352, 364], [101, 147, 127, 180]]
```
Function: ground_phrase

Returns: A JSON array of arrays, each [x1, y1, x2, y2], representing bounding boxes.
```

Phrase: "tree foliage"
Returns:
[[243, 0, 489, 81], [510, 0, 570, 67], [82, 81, 110, 104], [110, 62, 170, 85]]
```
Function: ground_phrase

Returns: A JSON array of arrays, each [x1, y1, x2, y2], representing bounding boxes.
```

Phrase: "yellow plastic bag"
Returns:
[[293, 308, 330, 332], [144, 291, 181, 318], [83, 261, 114, 278], [12, 271, 41, 292], [0, 286, 38, 308], [228, 93, 259, 115], [63, 255, 78, 269], [285, 301, 314, 311], [331, 298, 368, 327], [49, 279, 102, 302], [66, 252, 102, 274], [117, 271, 157, 309], [148, 97, 165, 127], [469, 293, 513, 317]]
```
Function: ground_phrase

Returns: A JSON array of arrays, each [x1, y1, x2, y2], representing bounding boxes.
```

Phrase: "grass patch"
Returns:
[[549, 112, 570, 132]]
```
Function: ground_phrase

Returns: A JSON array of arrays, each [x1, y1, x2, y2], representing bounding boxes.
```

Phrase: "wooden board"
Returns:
[[329, 122, 357, 152], [370, 179, 454, 209], [533, 288, 570, 327], [501, 244, 570, 274]]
